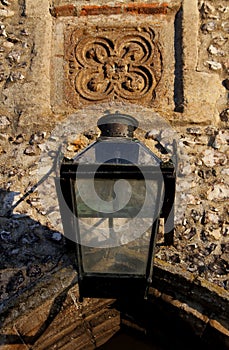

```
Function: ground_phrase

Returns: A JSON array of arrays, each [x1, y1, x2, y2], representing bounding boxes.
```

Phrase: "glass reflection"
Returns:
[[81, 230, 152, 275]]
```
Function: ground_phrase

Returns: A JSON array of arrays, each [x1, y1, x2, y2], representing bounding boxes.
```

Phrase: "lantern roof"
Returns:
[[72, 138, 162, 166], [71, 112, 163, 167]]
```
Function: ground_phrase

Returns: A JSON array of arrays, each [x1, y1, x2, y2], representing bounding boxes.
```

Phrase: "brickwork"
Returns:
[[51, 3, 169, 17]]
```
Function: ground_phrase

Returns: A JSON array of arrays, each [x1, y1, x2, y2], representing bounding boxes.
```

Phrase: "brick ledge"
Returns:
[[50, 3, 169, 17]]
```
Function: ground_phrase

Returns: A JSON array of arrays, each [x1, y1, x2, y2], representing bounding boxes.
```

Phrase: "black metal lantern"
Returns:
[[56, 113, 176, 300]]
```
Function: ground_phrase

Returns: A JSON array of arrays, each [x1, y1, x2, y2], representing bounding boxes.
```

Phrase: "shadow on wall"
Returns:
[[174, 7, 184, 113], [0, 188, 76, 346]]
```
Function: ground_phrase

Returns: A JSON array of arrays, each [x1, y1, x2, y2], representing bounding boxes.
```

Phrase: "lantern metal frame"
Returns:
[[56, 114, 176, 300]]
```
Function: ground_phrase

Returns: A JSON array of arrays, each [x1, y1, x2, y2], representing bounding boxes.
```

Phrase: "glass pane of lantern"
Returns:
[[73, 139, 161, 166], [75, 178, 158, 218], [73, 177, 164, 275], [80, 231, 152, 275]]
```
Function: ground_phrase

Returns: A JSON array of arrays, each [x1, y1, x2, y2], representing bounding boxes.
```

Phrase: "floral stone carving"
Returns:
[[65, 27, 162, 106]]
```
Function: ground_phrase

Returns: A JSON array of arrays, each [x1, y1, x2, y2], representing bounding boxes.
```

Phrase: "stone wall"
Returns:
[[0, 0, 228, 349]]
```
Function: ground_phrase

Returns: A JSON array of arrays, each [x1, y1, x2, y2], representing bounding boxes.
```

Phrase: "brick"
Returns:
[[51, 4, 76, 17], [79, 3, 168, 17], [124, 3, 168, 15], [80, 5, 122, 16]]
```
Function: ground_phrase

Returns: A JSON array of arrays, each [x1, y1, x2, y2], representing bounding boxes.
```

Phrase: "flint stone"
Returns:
[[202, 21, 217, 32], [0, 190, 20, 216], [0, 9, 14, 17], [207, 212, 219, 224], [0, 116, 10, 128], [221, 168, 229, 175], [202, 149, 227, 167], [220, 109, 229, 122], [207, 183, 229, 201], [209, 228, 222, 240], [206, 60, 222, 70], [208, 44, 221, 55]]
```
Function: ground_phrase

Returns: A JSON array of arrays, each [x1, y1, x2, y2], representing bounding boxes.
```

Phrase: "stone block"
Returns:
[[51, 4, 180, 114]]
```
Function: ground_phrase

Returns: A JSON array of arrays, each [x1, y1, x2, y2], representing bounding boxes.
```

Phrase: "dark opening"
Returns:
[[97, 328, 163, 350]]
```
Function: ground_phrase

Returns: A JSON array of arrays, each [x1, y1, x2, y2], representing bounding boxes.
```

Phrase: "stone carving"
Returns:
[[65, 27, 162, 106]]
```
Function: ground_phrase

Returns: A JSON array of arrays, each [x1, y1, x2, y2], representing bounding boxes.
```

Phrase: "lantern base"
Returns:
[[78, 274, 149, 300]]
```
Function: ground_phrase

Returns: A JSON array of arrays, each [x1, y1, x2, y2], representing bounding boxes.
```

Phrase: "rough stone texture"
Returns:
[[0, 0, 52, 127], [51, 5, 179, 114], [0, 0, 228, 349], [64, 25, 163, 108], [182, 0, 227, 123]]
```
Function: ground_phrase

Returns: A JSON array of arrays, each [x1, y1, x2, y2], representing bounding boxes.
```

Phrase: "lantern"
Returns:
[[56, 112, 175, 300]]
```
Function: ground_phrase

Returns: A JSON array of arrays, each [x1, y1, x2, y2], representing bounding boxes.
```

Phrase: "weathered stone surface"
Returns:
[[65, 26, 162, 107], [52, 5, 179, 113], [182, 0, 228, 123], [0, 0, 229, 349]]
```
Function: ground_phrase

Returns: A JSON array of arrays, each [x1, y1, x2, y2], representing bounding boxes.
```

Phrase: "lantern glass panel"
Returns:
[[80, 233, 152, 275], [75, 178, 159, 218], [74, 138, 161, 166], [72, 175, 164, 275]]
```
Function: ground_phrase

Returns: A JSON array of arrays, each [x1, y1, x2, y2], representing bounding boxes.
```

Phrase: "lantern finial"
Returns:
[[97, 112, 138, 138]]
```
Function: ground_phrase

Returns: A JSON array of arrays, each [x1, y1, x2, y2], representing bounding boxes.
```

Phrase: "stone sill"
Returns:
[[1, 257, 228, 349], [152, 258, 229, 348]]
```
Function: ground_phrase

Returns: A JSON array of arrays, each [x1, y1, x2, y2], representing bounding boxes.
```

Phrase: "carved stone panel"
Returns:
[[65, 26, 162, 107]]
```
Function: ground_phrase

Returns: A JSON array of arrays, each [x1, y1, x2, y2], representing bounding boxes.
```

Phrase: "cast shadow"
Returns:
[[174, 7, 184, 113], [0, 188, 77, 346]]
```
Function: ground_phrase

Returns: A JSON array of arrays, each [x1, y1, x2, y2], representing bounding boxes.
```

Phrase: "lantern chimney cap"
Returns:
[[97, 112, 139, 138]]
